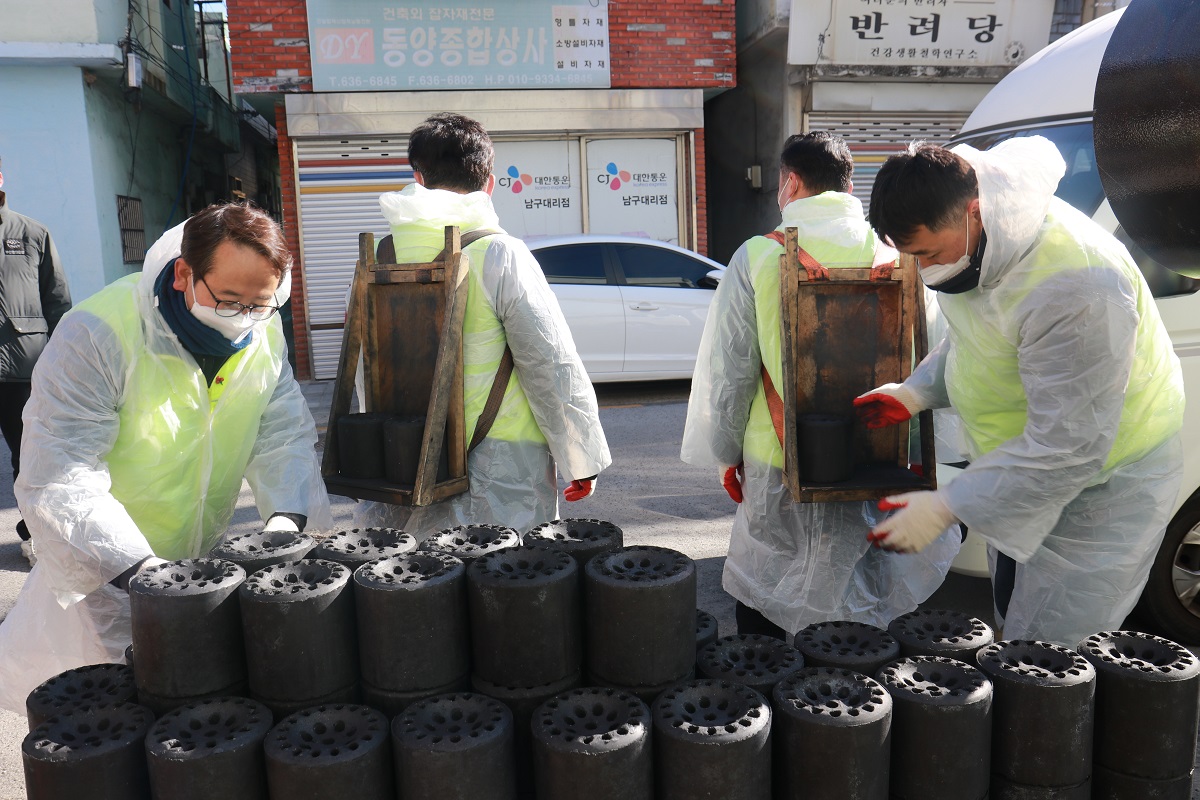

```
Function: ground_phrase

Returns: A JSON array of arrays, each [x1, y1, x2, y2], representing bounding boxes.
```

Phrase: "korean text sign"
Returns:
[[586, 139, 679, 243], [308, 1, 612, 91], [787, 0, 1053, 67], [491, 140, 584, 239]]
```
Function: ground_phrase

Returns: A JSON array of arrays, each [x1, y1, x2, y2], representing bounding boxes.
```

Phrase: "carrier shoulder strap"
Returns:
[[763, 230, 826, 277], [375, 226, 500, 264], [760, 230, 806, 450], [760, 364, 786, 451], [462, 229, 512, 452]]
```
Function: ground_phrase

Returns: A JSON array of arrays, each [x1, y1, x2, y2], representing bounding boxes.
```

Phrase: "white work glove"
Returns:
[[853, 383, 923, 429], [869, 491, 958, 553], [263, 515, 301, 533]]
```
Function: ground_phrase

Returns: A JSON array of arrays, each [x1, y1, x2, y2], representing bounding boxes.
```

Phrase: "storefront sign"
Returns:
[[307, 1, 611, 91], [585, 139, 679, 243], [788, 0, 1053, 67], [491, 140, 584, 239]]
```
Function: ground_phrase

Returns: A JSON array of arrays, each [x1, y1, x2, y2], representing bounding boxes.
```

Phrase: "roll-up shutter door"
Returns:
[[295, 138, 412, 379], [806, 112, 969, 213]]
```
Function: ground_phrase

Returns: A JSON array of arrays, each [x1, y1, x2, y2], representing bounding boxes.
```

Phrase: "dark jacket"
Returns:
[[0, 193, 72, 380]]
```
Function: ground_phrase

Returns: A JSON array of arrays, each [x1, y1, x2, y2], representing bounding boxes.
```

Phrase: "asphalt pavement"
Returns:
[[0, 379, 1192, 797]]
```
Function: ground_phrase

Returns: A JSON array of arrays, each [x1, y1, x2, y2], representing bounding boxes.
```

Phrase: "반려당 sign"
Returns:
[[306, 0, 611, 92]]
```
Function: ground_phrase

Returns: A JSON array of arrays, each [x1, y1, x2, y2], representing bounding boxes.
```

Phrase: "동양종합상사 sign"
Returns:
[[307, 0, 611, 91]]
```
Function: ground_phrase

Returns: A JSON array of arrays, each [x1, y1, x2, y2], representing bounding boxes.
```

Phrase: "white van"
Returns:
[[945, 8, 1200, 642]]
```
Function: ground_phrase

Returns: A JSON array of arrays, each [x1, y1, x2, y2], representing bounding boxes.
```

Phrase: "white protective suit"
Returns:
[[354, 184, 611, 537], [900, 137, 1184, 646], [924, 288, 970, 467], [681, 192, 961, 635], [0, 223, 333, 713]]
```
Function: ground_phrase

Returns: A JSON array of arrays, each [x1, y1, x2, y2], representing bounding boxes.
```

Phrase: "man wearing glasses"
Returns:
[[0, 203, 332, 712]]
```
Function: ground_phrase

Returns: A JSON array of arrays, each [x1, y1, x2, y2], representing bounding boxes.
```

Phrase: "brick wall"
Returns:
[[274, 105, 315, 379], [694, 130, 707, 255], [229, 0, 732, 377], [610, 1, 735, 87], [229, 1, 313, 94]]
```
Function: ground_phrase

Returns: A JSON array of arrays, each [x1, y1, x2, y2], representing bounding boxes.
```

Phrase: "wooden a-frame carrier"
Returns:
[[321, 227, 471, 507], [777, 227, 937, 502]]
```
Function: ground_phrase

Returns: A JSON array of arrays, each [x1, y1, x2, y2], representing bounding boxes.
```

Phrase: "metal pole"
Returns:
[[199, 9, 209, 85], [223, 16, 233, 103]]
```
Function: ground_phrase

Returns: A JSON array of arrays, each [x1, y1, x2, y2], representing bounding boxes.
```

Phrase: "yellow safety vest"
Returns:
[[940, 206, 1184, 471], [743, 209, 880, 468], [387, 226, 546, 447], [79, 274, 285, 559]]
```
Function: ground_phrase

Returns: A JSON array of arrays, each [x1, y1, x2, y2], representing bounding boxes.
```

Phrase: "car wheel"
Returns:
[[1137, 500, 1200, 644]]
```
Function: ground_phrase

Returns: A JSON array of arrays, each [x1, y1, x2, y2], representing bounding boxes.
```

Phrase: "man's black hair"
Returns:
[[407, 112, 494, 192], [868, 142, 978, 246], [780, 131, 854, 194]]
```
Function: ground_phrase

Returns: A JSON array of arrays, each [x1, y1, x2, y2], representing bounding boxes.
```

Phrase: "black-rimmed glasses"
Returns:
[[197, 275, 282, 321]]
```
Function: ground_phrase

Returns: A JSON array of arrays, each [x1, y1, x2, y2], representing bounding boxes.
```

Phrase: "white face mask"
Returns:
[[777, 173, 793, 212], [919, 254, 973, 288], [188, 276, 258, 343], [918, 215, 972, 288]]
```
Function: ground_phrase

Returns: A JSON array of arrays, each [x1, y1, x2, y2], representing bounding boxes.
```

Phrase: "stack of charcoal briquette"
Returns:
[[19, 520, 1200, 800]]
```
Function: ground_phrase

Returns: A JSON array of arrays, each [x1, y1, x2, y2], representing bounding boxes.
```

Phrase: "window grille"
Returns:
[[117, 196, 146, 263]]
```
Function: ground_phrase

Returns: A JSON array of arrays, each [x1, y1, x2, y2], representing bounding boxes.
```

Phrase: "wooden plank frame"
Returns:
[[779, 228, 936, 502], [321, 227, 471, 506]]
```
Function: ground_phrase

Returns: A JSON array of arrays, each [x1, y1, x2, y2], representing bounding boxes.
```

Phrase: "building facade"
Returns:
[[228, 0, 736, 380], [0, 0, 270, 299], [705, 0, 1127, 264]]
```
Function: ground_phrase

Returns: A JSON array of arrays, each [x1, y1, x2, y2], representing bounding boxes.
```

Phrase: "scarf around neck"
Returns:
[[154, 259, 252, 357]]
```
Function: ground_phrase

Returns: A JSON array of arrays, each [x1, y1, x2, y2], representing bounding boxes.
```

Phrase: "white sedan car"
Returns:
[[528, 235, 725, 383]]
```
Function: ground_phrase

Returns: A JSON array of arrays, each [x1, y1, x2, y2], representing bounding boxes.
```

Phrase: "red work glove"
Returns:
[[853, 383, 921, 429], [722, 463, 744, 504], [870, 261, 895, 281], [564, 475, 597, 502]]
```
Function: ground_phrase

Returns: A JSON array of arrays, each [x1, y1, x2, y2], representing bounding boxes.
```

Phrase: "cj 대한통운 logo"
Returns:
[[499, 165, 572, 193], [597, 162, 631, 190]]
